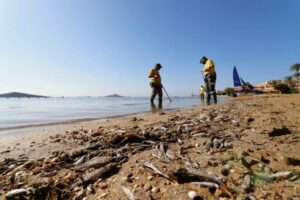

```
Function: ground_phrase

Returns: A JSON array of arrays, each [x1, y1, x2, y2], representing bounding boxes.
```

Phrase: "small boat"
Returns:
[[233, 66, 254, 94]]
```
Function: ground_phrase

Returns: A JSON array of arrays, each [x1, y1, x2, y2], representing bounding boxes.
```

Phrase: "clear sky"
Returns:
[[0, 0, 299, 97]]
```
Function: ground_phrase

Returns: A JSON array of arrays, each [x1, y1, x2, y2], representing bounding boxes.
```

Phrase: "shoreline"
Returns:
[[0, 102, 215, 134], [0, 101, 224, 160], [0, 96, 228, 133], [0, 112, 148, 133]]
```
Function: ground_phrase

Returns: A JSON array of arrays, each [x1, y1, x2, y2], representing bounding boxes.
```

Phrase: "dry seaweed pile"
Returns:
[[0, 101, 299, 200]]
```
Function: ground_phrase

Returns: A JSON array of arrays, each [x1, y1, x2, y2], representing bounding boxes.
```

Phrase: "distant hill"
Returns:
[[0, 92, 49, 98], [104, 94, 123, 97]]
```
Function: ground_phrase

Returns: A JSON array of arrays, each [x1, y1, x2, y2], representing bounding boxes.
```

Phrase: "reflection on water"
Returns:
[[0, 96, 227, 129]]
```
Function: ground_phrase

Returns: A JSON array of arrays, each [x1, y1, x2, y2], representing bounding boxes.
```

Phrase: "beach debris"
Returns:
[[191, 181, 219, 189], [73, 156, 114, 171], [220, 168, 230, 176], [74, 155, 87, 165], [241, 174, 252, 192], [122, 186, 139, 200], [151, 186, 160, 193], [251, 166, 299, 186], [5, 188, 33, 199], [98, 182, 108, 189], [285, 157, 300, 166], [205, 137, 233, 153], [185, 167, 223, 186], [72, 163, 118, 189], [143, 161, 170, 180], [152, 142, 174, 163], [188, 190, 203, 200], [0, 97, 299, 199], [268, 126, 292, 137]]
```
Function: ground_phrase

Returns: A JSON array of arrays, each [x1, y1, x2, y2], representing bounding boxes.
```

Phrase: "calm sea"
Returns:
[[0, 96, 227, 130]]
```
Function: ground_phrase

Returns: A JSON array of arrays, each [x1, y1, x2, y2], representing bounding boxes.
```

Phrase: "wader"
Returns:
[[200, 93, 205, 100], [150, 82, 163, 107], [204, 72, 217, 103]]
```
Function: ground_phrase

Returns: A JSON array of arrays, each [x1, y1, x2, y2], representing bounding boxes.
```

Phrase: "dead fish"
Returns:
[[143, 161, 170, 180], [269, 171, 293, 180], [5, 188, 33, 199], [186, 167, 223, 186], [74, 155, 86, 165], [191, 181, 219, 189], [7, 160, 38, 176], [241, 174, 251, 191], [122, 186, 139, 200], [73, 156, 113, 171], [82, 163, 118, 186]]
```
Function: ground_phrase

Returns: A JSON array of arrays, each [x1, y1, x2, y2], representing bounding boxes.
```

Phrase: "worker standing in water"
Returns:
[[200, 85, 205, 100], [200, 56, 217, 104], [148, 63, 163, 108]]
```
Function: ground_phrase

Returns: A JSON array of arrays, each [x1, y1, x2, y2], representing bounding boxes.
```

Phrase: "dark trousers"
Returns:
[[150, 83, 163, 106], [200, 93, 205, 100], [204, 73, 217, 103]]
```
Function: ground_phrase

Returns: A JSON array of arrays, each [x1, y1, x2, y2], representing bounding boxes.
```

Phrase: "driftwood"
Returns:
[[122, 186, 139, 200], [143, 161, 170, 180]]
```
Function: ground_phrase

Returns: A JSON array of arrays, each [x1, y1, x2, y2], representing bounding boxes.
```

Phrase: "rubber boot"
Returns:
[[150, 102, 156, 112], [158, 97, 163, 109], [213, 92, 217, 104], [150, 95, 155, 104], [206, 93, 211, 104]]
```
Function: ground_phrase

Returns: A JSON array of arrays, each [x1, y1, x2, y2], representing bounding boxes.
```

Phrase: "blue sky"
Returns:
[[0, 0, 299, 97]]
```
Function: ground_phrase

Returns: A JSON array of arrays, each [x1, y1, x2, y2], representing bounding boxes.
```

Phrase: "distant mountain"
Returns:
[[0, 92, 49, 98], [104, 94, 123, 97]]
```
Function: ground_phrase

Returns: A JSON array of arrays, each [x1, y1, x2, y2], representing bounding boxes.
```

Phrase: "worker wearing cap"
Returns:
[[200, 56, 217, 103], [200, 85, 205, 100], [148, 63, 163, 107]]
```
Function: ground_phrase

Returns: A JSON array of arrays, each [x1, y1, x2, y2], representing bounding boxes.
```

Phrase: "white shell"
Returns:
[[188, 191, 198, 199]]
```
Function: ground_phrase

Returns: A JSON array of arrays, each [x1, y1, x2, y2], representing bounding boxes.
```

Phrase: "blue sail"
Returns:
[[233, 66, 243, 93], [241, 78, 254, 90]]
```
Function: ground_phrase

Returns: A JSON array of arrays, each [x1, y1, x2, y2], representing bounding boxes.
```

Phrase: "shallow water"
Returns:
[[0, 96, 227, 130]]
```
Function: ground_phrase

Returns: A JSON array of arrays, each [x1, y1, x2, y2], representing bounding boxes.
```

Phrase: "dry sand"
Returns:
[[0, 94, 299, 200]]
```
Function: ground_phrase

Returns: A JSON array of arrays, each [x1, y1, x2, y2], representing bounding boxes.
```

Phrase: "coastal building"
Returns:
[[254, 80, 281, 93], [289, 81, 300, 93], [254, 80, 300, 93]]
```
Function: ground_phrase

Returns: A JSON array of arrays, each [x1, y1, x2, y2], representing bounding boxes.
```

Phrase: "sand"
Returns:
[[0, 94, 299, 199]]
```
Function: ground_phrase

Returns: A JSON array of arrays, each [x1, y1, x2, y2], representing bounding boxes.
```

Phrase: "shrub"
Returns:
[[274, 84, 292, 94], [224, 88, 235, 96]]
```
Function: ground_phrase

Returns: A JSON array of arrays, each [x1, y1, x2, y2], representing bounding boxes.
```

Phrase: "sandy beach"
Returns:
[[0, 95, 299, 199]]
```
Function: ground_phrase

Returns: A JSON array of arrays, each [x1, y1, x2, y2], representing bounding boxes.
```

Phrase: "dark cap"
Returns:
[[200, 56, 208, 64], [155, 63, 162, 69]]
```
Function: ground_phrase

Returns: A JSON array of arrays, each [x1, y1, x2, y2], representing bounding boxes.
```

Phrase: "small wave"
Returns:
[[123, 103, 139, 106], [8, 106, 22, 109]]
